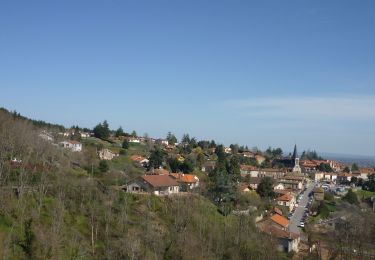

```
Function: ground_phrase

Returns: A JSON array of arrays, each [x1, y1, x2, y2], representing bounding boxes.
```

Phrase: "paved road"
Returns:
[[289, 181, 315, 235]]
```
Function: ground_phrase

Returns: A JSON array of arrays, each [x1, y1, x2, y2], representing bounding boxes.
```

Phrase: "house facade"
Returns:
[[126, 175, 179, 196], [59, 141, 82, 152], [276, 193, 296, 212], [170, 173, 199, 190]]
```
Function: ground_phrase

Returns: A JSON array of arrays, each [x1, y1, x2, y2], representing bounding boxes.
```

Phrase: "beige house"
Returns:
[[276, 193, 296, 212], [309, 172, 324, 181], [126, 175, 179, 196], [324, 172, 337, 182]]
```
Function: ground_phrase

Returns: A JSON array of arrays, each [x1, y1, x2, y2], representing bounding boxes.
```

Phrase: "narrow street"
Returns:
[[289, 181, 315, 235]]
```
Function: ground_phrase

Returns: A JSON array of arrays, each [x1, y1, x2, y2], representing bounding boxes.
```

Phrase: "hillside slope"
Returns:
[[0, 108, 286, 259]]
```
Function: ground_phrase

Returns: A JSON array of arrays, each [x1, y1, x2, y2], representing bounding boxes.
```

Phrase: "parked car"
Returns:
[[299, 222, 305, 228]]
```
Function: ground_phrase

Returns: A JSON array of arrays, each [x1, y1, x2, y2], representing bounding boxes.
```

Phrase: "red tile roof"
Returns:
[[170, 173, 199, 183], [270, 214, 289, 228], [141, 175, 179, 188], [130, 155, 147, 162], [259, 224, 299, 240], [277, 193, 293, 202], [240, 165, 257, 171]]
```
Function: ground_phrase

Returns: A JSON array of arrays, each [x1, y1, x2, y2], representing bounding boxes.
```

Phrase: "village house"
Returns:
[[313, 187, 324, 201], [240, 151, 255, 158], [170, 173, 199, 190], [278, 175, 304, 190], [202, 161, 216, 172], [58, 131, 71, 137], [59, 141, 82, 152], [240, 165, 258, 177], [358, 167, 375, 180], [130, 155, 150, 167], [273, 182, 285, 191], [126, 175, 179, 196], [239, 183, 251, 193], [302, 159, 342, 172], [249, 177, 262, 190], [156, 139, 169, 146], [337, 173, 355, 183], [309, 172, 324, 182], [79, 131, 91, 138], [164, 145, 176, 152], [256, 210, 300, 252], [224, 147, 232, 154], [258, 168, 287, 179], [323, 172, 337, 182], [255, 154, 266, 165], [147, 168, 170, 175], [126, 136, 141, 143], [276, 193, 296, 212], [98, 149, 118, 160]]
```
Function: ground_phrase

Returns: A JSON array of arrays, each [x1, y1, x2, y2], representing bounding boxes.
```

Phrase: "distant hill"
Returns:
[[0, 107, 65, 131], [322, 152, 375, 167]]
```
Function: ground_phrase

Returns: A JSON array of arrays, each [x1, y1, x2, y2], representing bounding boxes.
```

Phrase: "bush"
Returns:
[[342, 189, 358, 205], [324, 191, 334, 202], [98, 160, 109, 173]]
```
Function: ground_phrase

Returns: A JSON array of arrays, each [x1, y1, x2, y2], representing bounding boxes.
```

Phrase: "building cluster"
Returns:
[[256, 207, 300, 252]]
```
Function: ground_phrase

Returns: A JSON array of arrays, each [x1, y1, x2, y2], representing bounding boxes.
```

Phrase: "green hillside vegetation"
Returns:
[[0, 108, 286, 259]]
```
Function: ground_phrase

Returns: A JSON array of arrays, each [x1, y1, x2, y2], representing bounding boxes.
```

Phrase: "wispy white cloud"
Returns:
[[224, 96, 375, 121]]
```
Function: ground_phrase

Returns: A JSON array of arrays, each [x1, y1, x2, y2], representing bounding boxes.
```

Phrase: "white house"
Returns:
[[324, 172, 337, 182], [127, 137, 141, 143], [59, 141, 82, 152], [80, 132, 91, 138], [156, 139, 169, 146], [224, 147, 232, 154]]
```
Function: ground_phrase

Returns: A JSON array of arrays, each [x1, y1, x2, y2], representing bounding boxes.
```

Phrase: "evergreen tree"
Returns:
[[149, 148, 165, 169], [181, 133, 190, 144], [227, 155, 240, 183], [256, 177, 275, 198], [115, 127, 124, 137], [131, 130, 137, 137], [209, 167, 235, 216], [122, 139, 129, 149], [166, 132, 178, 145], [93, 120, 110, 139]]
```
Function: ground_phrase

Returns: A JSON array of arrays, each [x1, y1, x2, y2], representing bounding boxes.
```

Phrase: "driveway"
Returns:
[[289, 181, 315, 235]]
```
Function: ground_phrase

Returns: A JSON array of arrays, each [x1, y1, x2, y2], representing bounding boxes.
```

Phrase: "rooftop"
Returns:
[[141, 175, 179, 188]]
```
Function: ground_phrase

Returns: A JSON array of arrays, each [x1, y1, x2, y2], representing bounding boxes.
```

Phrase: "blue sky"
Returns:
[[1, 1, 375, 156]]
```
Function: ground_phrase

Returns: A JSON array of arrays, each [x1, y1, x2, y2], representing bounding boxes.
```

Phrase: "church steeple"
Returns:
[[292, 144, 298, 159], [292, 144, 301, 173]]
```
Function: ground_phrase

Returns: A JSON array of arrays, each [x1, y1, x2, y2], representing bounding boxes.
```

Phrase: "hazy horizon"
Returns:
[[1, 1, 375, 156]]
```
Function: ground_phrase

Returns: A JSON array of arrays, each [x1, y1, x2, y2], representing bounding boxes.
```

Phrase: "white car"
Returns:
[[299, 222, 305, 228]]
